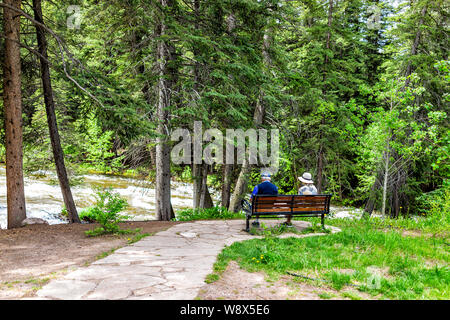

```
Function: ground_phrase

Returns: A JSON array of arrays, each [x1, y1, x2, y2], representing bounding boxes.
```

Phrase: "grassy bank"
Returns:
[[207, 215, 449, 300]]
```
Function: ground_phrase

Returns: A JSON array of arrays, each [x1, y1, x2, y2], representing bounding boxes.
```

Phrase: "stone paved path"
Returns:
[[35, 220, 340, 300]]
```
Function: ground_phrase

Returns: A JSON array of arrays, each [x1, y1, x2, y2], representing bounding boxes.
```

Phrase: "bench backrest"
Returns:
[[251, 194, 332, 216]]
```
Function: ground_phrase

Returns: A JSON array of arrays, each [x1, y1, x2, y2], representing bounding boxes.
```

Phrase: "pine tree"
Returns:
[[2, 0, 27, 228]]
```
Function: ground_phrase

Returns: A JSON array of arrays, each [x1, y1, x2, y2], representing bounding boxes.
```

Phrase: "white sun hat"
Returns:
[[298, 172, 314, 184]]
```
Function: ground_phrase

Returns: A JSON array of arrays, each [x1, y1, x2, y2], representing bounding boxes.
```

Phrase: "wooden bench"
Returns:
[[242, 194, 332, 232]]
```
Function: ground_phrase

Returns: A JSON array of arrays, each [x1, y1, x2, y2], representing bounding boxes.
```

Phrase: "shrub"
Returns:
[[415, 180, 449, 216], [80, 188, 131, 236]]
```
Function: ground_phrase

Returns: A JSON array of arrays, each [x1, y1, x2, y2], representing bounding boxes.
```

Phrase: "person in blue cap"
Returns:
[[250, 171, 278, 226]]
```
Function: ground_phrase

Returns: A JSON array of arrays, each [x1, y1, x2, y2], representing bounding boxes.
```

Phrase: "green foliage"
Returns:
[[415, 180, 449, 215], [328, 271, 352, 291], [81, 188, 131, 236], [174, 206, 244, 222], [75, 113, 124, 173], [0, 0, 447, 225]]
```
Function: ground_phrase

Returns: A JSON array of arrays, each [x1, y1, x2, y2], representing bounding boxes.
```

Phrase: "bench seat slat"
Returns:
[[292, 199, 328, 203], [255, 204, 292, 208], [292, 202, 326, 206], [292, 208, 325, 212], [254, 208, 292, 213]]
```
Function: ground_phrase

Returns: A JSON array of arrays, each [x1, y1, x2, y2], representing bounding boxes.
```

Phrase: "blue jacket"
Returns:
[[251, 181, 279, 198]]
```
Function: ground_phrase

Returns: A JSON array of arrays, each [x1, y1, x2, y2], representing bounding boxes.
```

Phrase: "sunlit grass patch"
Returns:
[[211, 219, 450, 300]]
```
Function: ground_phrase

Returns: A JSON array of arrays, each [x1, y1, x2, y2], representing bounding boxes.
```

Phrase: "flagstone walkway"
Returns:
[[34, 220, 340, 300]]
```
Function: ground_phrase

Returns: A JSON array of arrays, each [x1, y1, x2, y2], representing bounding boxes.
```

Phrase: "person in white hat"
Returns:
[[298, 172, 318, 196], [283, 172, 318, 227]]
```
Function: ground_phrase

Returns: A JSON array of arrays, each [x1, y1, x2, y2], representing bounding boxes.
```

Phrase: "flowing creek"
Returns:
[[0, 166, 196, 229], [0, 166, 364, 229]]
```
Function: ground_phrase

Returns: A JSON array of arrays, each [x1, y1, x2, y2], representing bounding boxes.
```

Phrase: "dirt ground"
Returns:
[[196, 261, 371, 300], [0, 221, 366, 300], [0, 221, 178, 299]]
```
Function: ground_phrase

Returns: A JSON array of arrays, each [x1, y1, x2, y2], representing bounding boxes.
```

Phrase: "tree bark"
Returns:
[[189, 0, 217, 210], [221, 163, 232, 209], [324, 0, 334, 67], [316, 144, 324, 193], [199, 164, 213, 208], [229, 96, 266, 212], [192, 163, 202, 209], [32, 0, 80, 223], [404, 4, 427, 87], [155, 0, 175, 221], [316, 0, 334, 194], [228, 20, 272, 213], [3, 0, 27, 229], [363, 183, 377, 217], [229, 156, 252, 212], [193, 162, 214, 210], [381, 149, 389, 216]]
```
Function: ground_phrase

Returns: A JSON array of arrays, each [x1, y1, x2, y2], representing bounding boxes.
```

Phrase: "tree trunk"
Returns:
[[191, 0, 203, 210], [364, 171, 383, 218], [228, 156, 252, 212], [3, 0, 27, 229], [316, 144, 324, 193], [390, 173, 400, 219], [404, 4, 427, 87], [192, 163, 202, 208], [193, 163, 214, 210], [32, 0, 80, 223], [229, 91, 267, 213], [381, 149, 389, 216], [316, 0, 334, 194], [221, 163, 232, 208], [199, 164, 213, 208], [155, 0, 175, 221], [324, 0, 334, 67], [228, 23, 271, 213]]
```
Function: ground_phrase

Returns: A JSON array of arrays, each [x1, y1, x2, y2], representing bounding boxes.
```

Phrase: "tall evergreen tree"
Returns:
[[32, 0, 80, 223], [2, 0, 27, 228]]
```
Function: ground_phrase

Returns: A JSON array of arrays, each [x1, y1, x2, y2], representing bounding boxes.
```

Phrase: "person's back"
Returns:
[[298, 184, 318, 195], [250, 172, 278, 227], [252, 180, 278, 197]]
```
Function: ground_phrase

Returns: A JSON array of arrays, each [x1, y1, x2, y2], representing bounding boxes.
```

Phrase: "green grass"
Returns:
[[249, 221, 331, 237], [126, 232, 152, 244], [323, 214, 449, 237], [210, 218, 450, 300]]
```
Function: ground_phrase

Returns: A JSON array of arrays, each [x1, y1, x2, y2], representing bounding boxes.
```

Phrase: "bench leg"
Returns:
[[321, 214, 325, 230], [246, 216, 250, 232]]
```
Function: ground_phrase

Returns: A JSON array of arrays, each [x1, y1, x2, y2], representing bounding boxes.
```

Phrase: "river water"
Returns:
[[0, 166, 197, 229], [0, 166, 364, 229]]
